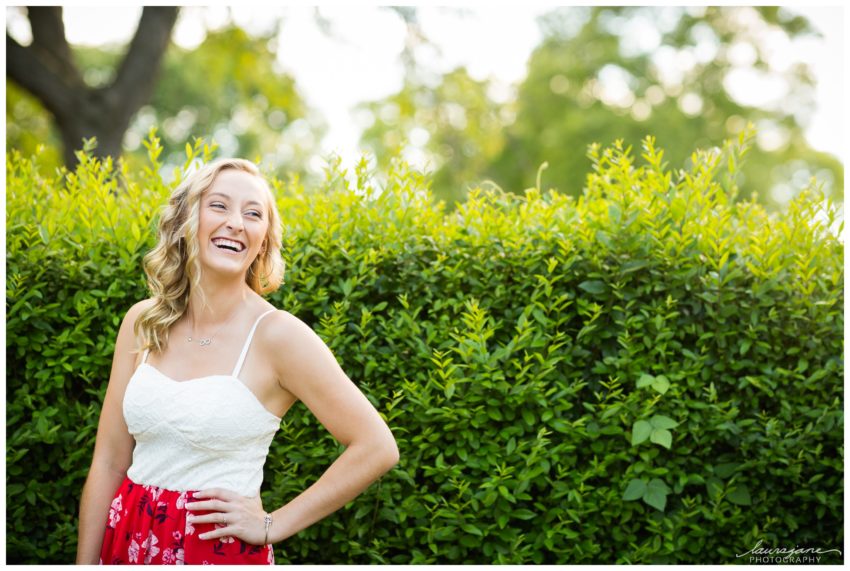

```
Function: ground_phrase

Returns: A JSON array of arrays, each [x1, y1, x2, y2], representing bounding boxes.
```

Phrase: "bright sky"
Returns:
[[4, 4, 846, 169]]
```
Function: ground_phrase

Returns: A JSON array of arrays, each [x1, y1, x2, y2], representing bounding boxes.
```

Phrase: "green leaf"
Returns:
[[649, 415, 679, 430], [636, 373, 654, 388], [621, 260, 650, 274], [631, 420, 652, 445], [578, 280, 607, 295], [623, 478, 647, 501], [714, 462, 740, 478], [706, 477, 724, 501], [600, 403, 621, 420], [651, 375, 670, 394], [498, 485, 515, 502], [642, 478, 670, 511], [727, 485, 752, 506], [650, 428, 672, 449], [643, 490, 667, 512], [608, 203, 621, 223], [6, 484, 25, 495], [647, 478, 670, 493], [461, 523, 484, 536]]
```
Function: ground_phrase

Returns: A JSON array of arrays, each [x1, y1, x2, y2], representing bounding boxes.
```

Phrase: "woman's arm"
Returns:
[[265, 311, 399, 543], [75, 300, 150, 564], [186, 310, 399, 545], [269, 312, 399, 543]]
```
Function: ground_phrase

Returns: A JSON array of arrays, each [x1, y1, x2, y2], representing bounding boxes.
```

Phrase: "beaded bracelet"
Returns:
[[263, 513, 273, 545]]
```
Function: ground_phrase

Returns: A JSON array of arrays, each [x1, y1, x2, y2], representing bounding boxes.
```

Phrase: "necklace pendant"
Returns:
[[187, 336, 193, 342], [199, 338, 212, 346]]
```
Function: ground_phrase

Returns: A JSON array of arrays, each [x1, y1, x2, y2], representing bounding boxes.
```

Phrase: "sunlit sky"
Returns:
[[4, 4, 846, 170]]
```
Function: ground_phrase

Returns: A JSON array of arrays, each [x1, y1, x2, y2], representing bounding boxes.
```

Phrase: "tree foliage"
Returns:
[[358, 68, 506, 207], [5, 16, 322, 178], [359, 6, 843, 212], [138, 25, 323, 176]]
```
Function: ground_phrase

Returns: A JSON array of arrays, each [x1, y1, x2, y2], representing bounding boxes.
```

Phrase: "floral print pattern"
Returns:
[[100, 476, 273, 565], [108, 494, 123, 529]]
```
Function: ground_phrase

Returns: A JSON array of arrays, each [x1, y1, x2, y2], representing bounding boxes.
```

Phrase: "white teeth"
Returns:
[[212, 238, 245, 252]]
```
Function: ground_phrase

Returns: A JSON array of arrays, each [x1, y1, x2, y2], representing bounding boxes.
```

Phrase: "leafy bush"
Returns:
[[5, 130, 843, 564]]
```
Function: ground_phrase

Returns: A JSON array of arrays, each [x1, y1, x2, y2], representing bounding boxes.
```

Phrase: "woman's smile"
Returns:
[[211, 237, 247, 254]]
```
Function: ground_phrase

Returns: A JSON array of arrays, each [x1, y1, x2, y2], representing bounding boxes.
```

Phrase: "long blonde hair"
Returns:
[[135, 158, 285, 354]]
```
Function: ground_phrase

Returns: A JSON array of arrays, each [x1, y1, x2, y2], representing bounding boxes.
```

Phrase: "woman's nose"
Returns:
[[225, 212, 244, 231]]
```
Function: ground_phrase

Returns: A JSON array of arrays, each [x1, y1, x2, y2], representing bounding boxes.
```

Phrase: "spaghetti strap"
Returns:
[[232, 309, 277, 378]]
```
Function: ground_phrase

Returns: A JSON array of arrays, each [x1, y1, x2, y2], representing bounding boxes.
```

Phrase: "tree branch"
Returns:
[[107, 7, 179, 123], [5, 33, 80, 120], [27, 6, 78, 74]]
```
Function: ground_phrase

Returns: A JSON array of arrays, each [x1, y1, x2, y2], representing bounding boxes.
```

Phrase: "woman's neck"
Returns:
[[186, 279, 251, 330]]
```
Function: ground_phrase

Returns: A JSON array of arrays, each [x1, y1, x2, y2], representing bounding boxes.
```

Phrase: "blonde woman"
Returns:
[[75, 158, 399, 565]]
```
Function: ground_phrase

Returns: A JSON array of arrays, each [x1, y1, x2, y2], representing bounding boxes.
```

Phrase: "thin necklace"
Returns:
[[187, 298, 245, 347]]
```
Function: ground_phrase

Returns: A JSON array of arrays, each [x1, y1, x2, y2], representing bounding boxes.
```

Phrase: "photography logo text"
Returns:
[[736, 539, 842, 564]]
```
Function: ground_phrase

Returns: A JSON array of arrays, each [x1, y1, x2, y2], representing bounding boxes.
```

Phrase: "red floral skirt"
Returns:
[[99, 475, 274, 565]]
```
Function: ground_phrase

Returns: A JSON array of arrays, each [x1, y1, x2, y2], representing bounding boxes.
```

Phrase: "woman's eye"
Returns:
[[248, 211, 262, 218], [211, 203, 225, 209]]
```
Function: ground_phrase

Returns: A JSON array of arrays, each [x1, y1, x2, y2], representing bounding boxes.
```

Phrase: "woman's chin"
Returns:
[[199, 256, 249, 278]]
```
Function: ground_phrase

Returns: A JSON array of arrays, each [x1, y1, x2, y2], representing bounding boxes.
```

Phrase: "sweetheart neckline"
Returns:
[[136, 362, 283, 422]]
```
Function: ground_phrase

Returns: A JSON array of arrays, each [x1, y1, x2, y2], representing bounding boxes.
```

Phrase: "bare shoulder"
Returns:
[[127, 297, 157, 320], [256, 309, 343, 392], [118, 298, 157, 365], [257, 308, 314, 348], [117, 298, 156, 335]]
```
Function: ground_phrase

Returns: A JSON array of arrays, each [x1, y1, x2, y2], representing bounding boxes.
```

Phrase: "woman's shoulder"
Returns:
[[111, 299, 158, 362], [124, 298, 158, 342], [255, 306, 316, 349], [122, 298, 157, 325], [257, 306, 298, 335], [130, 297, 158, 313]]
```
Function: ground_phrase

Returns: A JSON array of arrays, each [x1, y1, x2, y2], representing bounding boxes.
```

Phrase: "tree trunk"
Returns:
[[6, 6, 179, 169]]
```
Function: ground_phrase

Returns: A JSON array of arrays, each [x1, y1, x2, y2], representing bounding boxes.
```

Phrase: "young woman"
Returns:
[[75, 158, 399, 565]]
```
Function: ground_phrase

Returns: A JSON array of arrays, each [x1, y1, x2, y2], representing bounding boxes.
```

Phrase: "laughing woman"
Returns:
[[75, 158, 399, 565]]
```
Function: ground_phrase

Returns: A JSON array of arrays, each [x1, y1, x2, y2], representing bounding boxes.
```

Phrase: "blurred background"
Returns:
[[5, 5, 845, 218]]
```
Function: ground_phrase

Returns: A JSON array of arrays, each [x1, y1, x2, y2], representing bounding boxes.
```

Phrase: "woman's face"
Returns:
[[196, 169, 270, 279]]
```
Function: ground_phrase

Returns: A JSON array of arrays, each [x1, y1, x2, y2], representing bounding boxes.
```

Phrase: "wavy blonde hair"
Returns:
[[135, 158, 285, 354]]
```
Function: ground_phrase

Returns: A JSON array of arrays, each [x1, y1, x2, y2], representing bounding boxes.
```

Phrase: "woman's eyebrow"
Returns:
[[208, 191, 263, 208]]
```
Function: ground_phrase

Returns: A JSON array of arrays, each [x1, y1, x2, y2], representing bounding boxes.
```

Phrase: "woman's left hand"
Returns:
[[185, 488, 268, 545]]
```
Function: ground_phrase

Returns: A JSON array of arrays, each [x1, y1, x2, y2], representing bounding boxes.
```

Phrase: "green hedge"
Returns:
[[6, 131, 843, 564]]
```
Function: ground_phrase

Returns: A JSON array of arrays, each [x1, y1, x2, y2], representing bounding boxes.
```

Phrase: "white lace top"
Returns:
[[123, 309, 281, 497]]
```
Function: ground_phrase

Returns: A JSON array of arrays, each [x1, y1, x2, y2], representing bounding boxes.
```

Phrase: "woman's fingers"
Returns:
[[185, 498, 227, 511], [182, 488, 265, 544], [187, 511, 231, 525], [198, 524, 234, 541], [193, 488, 234, 500]]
